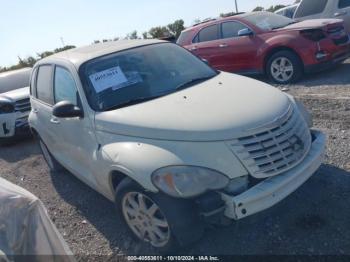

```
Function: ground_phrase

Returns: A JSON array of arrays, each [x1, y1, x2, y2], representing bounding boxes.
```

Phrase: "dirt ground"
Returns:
[[0, 59, 349, 259]]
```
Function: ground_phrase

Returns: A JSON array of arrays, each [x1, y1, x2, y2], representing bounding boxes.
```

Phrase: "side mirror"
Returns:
[[52, 101, 84, 118], [201, 58, 209, 65], [238, 28, 254, 37]]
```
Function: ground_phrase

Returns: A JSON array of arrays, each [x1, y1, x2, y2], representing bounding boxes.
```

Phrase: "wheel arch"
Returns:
[[108, 168, 154, 198], [109, 169, 128, 194]]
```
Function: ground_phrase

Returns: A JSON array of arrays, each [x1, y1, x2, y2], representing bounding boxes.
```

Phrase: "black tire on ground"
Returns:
[[266, 50, 303, 84], [38, 137, 64, 172], [115, 177, 205, 253]]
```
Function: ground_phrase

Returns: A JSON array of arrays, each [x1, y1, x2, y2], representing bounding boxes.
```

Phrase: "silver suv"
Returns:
[[294, 0, 350, 32]]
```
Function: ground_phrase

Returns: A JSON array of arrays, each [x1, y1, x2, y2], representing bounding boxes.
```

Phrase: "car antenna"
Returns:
[[60, 37, 71, 60]]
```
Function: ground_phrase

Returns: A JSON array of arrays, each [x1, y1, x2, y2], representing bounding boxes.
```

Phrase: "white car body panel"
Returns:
[[97, 135, 249, 200], [95, 72, 290, 141]]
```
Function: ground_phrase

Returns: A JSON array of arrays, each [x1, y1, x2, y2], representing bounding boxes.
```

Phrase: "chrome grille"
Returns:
[[228, 104, 312, 178], [15, 98, 31, 113]]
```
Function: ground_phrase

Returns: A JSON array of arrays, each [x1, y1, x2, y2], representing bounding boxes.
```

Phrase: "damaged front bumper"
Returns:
[[221, 130, 326, 220]]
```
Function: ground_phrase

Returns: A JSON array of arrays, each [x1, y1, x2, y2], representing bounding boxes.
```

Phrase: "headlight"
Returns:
[[295, 99, 313, 127], [0, 102, 15, 114], [151, 166, 229, 198]]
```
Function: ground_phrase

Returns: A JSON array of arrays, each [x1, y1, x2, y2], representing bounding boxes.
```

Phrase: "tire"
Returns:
[[115, 177, 204, 253], [38, 138, 64, 172], [266, 50, 303, 84]]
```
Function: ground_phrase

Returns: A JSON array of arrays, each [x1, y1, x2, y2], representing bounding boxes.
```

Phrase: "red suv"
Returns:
[[177, 12, 350, 84]]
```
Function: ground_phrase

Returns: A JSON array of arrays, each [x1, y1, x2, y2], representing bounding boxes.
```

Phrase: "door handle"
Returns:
[[50, 117, 60, 124], [190, 46, 197, 51], [334, 11, 347, 17], [219, 44, 228, 48], [32, 109, 38, 114]]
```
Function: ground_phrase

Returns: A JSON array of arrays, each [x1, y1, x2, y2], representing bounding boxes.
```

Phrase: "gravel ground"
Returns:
[[0, 59, 349, 259]]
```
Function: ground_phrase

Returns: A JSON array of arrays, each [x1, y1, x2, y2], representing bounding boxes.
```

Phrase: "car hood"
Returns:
[[0, 86, 30, 102], [94, 72, 291, 142], [279, 19, 343, 31]]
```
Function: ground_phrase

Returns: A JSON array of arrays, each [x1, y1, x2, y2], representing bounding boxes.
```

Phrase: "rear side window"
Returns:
[[36, 65, 53, 105], [294, 0, 328, 17], [196, 24, 219, 43], [54, 67, 78, 105], [221, 21, 248, 39], [339, 0, 350, 8]]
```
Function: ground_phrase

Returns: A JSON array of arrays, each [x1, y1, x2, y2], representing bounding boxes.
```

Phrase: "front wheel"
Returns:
[[115, 178, 204, 253], [266, 50, 303, 84]]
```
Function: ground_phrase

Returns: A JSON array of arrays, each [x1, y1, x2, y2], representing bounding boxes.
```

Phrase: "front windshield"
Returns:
[[245, 12, 295, 31], [79, 43, 217, 111]]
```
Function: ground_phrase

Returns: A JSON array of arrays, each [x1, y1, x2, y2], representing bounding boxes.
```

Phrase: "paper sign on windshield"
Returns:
[[89, 66, 128, 93]]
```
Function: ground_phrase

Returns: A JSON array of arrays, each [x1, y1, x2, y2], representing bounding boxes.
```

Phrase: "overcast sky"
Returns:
[[0, 0, 294, 67]]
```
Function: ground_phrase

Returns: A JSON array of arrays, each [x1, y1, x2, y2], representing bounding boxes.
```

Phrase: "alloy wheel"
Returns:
[[122, 192, 171, 247], [270, 57, 294, 82]]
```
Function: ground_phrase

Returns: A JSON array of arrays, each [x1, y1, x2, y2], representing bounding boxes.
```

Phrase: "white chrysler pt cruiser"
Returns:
[[29, 40, 326, 252]]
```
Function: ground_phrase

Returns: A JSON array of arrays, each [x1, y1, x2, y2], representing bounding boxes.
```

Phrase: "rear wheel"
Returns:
[[38, 138, 64, 172], [266, 50, 303, 84]]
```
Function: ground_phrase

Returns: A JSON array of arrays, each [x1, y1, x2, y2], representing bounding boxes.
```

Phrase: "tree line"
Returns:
[[0, 45, 76, 73], [1, 3, 300, 73]]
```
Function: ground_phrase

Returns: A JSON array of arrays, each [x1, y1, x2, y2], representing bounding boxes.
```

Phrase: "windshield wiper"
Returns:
[[104, 75, 216, 111], [105, 95, 164, 111], [175, 75, 215, 91], [272, 21, 297, 30]]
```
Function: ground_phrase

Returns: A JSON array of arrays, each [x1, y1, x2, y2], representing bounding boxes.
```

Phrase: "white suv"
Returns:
[[0, 68, 32, 143], [29, 40, 326, 252]]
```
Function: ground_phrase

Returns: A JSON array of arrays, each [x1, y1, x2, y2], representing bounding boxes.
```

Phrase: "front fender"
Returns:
[[98, 134, 249, 195], [101, 141, 182, 193], [262, 33, 314, 63]]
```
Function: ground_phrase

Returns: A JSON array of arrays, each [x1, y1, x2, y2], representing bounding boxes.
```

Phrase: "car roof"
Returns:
[[182, 12, 261, 33], [183, 13, 251, 32], [37, 39, 166, 68]]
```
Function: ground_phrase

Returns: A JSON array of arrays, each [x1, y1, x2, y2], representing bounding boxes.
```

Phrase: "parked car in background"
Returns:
[[0, 68, 32, 143], [294, 0, 350, 32], [29, 40, 326, 252], [177, 12, 350, 84], [275, 4, 300, 18]]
